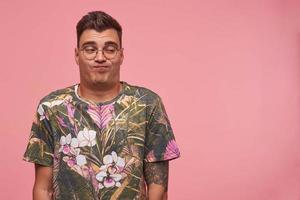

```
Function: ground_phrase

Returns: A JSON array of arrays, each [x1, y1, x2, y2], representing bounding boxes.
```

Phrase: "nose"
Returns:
[[95, 50, 106, 62]]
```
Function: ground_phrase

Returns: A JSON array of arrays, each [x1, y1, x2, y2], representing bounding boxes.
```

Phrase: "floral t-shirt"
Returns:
[[23, 81, 180, 200]]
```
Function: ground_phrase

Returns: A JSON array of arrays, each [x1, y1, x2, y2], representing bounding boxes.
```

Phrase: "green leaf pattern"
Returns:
[[23, 81, 180, 200]]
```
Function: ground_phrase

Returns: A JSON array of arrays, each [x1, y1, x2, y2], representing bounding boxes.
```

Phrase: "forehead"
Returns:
[[79, 28, 120, 47]]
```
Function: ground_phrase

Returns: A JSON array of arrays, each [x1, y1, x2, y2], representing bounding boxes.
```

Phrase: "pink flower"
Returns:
[[59, 134, 72, 154], [96, 151, 126, 189], [63, 156, 76, 167], [59, 134, 87, 167]]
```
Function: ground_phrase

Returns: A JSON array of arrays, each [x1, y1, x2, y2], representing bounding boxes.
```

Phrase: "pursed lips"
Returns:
[[90, 65, 110, 72], [93, 65, 109, 68], [92, 65, 109, 69]]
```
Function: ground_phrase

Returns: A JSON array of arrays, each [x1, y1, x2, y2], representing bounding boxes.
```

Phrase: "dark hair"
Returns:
[[76, 11, 122, 48]]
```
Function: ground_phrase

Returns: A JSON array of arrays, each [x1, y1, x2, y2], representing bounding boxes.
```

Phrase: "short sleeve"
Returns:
[[144, 96, 180, 162], [23, 103, 54, 166]]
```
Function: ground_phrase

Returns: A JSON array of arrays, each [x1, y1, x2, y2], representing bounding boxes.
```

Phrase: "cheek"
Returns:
[[78, 57, 91, 70], [110, 62, 121, 73], [111, 57, 123, 68]]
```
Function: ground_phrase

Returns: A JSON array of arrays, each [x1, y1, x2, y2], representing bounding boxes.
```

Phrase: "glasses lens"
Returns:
[[83, 47, 97, 60], [103, 46, 118, 60]]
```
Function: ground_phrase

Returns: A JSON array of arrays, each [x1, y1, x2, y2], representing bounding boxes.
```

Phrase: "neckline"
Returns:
[[74, 81, 126, 106]]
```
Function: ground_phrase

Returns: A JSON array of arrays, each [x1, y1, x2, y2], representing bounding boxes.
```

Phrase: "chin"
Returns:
[[91, 80, 105, 85], [92, 78, 110, 85], [90, 75, 107, 83]]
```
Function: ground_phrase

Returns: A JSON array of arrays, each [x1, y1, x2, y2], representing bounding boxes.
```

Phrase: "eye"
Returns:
[[103, 46, 117, 54], [84, 47, 97, 54]]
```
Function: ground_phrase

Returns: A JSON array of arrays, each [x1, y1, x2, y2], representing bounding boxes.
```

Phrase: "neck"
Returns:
[[78, 81, 122, 104]]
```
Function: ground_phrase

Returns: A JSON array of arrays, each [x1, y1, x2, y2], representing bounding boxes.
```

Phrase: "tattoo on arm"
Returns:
[[144, 161, 169, 191]]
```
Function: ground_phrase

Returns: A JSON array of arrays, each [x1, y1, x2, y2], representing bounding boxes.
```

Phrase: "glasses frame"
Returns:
[[80, 45, 123, 60]]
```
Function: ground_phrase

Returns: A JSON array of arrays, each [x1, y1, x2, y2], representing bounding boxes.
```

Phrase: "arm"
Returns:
[[33, 164, 53, 200], [144, 161, 169, 200]]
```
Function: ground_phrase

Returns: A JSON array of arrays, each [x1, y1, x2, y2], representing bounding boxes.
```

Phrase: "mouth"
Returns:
[[91, 65, 110, 72]]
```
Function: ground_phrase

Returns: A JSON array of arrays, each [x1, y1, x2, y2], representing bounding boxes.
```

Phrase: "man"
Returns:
[[23, 11, 180, 200]]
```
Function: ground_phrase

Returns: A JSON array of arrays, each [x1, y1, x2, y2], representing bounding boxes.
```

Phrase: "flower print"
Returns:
[[59, 134, 72, 154], [77, 128, 97, 147], [96, 151, 126, 189], [72, 164, 90, 179], [38, 99, 65, 120], [63, 154, 89, 178], [59, 134, 86, 167], [163, 139, 180, 160], [70, 137, 79, 148], [62, 153, 87, 167], [63, 156, 76, 167], [60, 135, 87, 167], [103, 151, 125, 172], [76, 154, 87, 166], [42, 99, 65, 108]]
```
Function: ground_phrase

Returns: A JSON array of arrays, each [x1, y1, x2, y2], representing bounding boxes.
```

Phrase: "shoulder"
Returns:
[[123, 81, 162, 104], [38, 84, 75, 106]]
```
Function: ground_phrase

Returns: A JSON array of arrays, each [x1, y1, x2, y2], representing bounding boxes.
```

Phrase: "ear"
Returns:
[[119, 48, 124, 65], [74, 47, 79, 65]]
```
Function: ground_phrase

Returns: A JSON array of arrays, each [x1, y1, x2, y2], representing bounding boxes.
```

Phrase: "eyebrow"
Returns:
[[81, 41, 97, 47], [104, 41, 119, 47], [81, 41, 119, 48]]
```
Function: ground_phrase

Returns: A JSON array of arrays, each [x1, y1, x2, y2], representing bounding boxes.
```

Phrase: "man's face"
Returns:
[[75, 28, 124, 86]]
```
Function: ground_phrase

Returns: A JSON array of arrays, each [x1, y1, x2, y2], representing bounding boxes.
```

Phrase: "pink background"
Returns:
[[1, 0, 300, 199]]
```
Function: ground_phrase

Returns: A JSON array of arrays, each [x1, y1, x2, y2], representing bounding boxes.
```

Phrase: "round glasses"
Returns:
[[80, 45, 122, 60]]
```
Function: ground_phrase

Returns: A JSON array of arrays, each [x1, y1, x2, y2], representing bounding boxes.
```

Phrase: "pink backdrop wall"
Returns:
[[1, 0, 300, 199]]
